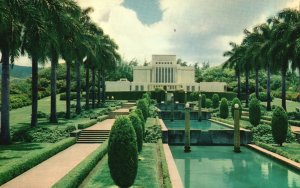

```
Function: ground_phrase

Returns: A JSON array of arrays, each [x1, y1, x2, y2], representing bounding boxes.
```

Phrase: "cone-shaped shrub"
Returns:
[[129, 112, 143, 152], [137, 99, 149, 119], [212, 94, 220, 108], [201, 94, 206, 108], [108, 116, 138, 187], [206, 99, 212, 109], [219, 98, 229, 119], [142, 92, 151, 105], [249, 98, 261, 126], [231, 97, 242, 118], [271, 106, 288, 146], [135, 109, 145, 132]]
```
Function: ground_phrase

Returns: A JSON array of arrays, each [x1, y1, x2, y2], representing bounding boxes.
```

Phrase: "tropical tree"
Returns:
[[0, 0, 24, 144]]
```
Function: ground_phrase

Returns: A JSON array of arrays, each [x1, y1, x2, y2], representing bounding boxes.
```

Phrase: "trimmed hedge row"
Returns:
[[77, 119, 97, 129], [0, 138, 76, 185], [104, 91, 237, 102], [53, 141, 108, 188], [59, 92, 77, 101], [97, 115, 109, 122]]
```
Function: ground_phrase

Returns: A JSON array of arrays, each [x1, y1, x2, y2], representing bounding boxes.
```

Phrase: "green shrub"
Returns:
[[135, 109, 145, 132], [144, 125, 161, 143], [219, 98, 229, 119], [52, 141, 108, 188], [201, 94, 206, 108], [249, 98, 261, 126], [59, 92, 77, 101], [77, 119, 97, 129], [37, 111, 48, 118], [142, 92, 151, 105], [129, 112, 143, 152], [231, 97, 242, 118], [108, 116, 138, 187], [212, 94, 220, 108], [252, 124, 273, 143], [137, 99, 149, 119], [271, 106, 288, 146], [97, 115, 109, 122], [0, 138, 76, 185], [205, 99, 212, 108]]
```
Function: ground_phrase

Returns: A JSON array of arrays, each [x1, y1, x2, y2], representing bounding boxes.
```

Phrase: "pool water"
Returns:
[[170, 146, 300, 188], [164, 120, 231, 130]]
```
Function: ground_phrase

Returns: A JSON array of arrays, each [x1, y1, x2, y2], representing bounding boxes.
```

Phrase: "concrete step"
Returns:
[[77, 129, 110, 143]]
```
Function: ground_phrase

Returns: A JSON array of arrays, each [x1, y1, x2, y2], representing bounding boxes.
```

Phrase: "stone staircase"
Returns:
[[77, 130, 110, 144]]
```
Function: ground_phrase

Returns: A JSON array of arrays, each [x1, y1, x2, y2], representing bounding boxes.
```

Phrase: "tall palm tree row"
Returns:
[[0, 0, 120, 144], [224, 8, 300, 111]]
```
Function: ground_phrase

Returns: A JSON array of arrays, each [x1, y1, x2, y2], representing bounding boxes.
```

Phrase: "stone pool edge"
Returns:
[[209, 119, 250, 131], [163, 144, 184, 188], [248, 144, 300, 171]]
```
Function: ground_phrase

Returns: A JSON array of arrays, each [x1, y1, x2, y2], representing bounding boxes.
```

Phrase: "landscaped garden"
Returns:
[[0, 1, 300, 188]]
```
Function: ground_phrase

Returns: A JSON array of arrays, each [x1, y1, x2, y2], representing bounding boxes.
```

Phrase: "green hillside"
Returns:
[[0, 64, 32, 79]]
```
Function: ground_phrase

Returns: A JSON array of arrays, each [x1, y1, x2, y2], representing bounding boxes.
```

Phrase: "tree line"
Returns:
[[0, 0, 120, 145], [224, 8, 300, 111]]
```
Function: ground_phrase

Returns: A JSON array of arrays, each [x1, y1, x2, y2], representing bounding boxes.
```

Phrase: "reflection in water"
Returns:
[[165, 120, 231, 130], [171, 146, 300, 188]]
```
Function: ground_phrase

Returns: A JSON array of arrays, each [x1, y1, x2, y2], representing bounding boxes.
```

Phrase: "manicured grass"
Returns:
[[211, 117, 253, 129], [80, 143, 160, 188], [262, 98, 300, 112], [256, 142, 300, 162]]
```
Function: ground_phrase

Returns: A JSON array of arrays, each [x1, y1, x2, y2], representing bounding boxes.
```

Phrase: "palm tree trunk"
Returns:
[[85, 67, 90, 110], [245, 69, 250, 108], [92, 68, 96, 109], [255, 65, 259, 99], [237, 69, 241, 99], [101, 72, 106, 105], [50, 53, 58, 123], [0, 48, 10, 145], [97, 69, 101, 106], [281, 69, 287, 111], [65, 60, 71, 119], [31, 56, 38, 127], [266, 64, 271, 111], [76, 59, 81, 114]]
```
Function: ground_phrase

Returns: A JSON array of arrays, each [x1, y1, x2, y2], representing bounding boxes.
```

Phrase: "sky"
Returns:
[[13, 0, 300, 67]]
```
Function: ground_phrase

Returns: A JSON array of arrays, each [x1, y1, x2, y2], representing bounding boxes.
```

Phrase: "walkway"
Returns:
[[291, 126, 300, 133], [2, 119, 116, 188]]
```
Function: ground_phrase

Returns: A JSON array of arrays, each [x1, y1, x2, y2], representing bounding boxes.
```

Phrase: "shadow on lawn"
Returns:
[[0, 143, 45, 151]]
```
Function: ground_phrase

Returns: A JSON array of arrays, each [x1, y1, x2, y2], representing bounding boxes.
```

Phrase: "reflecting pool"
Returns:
[[170, 146, 300, 188], [164, 120, 232, 130]]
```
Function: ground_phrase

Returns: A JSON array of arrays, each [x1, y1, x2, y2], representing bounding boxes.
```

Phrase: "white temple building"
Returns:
[[106, 55, 227, 92]]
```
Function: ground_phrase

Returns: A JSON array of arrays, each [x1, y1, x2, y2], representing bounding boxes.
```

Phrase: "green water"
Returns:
[[170, 146, 300, 188], [164, 120, 231, 130]]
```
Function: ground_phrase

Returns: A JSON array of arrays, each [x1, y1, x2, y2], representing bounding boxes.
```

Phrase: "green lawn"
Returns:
[[262, 98, 300, 112], [0, 142, 51, 169], [80, 143, 160, 188], [274, 143, 300, 162]]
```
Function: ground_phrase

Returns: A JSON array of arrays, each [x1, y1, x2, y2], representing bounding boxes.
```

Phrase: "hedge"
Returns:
[[52, 141, 108, 188], [97, 115, 109, 122], [104, 91, 237, 102], [0, 138, 76, 185], [289, 120, 300, 127], [77, 119, 97, 129], [59, 92, 77, 101]]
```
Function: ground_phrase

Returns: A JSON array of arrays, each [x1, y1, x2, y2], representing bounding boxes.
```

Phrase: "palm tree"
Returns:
[[223, 42, 243, 99], [21, 1, 49, 127], [0, 0, 24, 144], [268, 9, 299, 110]]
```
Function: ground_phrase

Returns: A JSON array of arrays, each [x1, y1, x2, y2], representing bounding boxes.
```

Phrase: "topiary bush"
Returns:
[[271, 106, 288, 146], [231, 97, 242, 118], [108, 116, 138, 187], [249, 98, 261, 126], [135, 109, 145, 132], [212, 94, 220, 108], [201, 94, 206, 108], [129, 112, 143, 152], [142, 92, 151, 105], [205, 99, 212, 109], [137, 99, 149, 120], [219, 98, 229, 119]]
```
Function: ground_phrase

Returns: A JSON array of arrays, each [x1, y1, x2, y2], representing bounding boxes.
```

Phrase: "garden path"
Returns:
[[2, 119, 117, 188]]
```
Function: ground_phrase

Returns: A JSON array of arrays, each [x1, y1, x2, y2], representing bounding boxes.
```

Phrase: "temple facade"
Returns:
[[106, 55, 227, 92]]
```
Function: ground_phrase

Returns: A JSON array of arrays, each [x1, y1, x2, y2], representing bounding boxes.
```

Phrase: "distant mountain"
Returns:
[[0, 64, 32, 78]]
